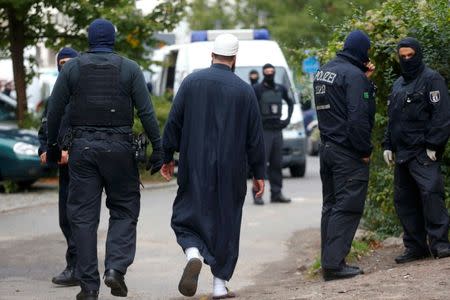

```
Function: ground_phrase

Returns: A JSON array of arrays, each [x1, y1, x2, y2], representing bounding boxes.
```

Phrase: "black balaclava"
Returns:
[[56, 47, 78, 72], [88, 19, 115, 52], [397, 37, 425, 81], [343, 30, 371, 64], [249, 69, 259, 85], [262, 63, 275, 87]]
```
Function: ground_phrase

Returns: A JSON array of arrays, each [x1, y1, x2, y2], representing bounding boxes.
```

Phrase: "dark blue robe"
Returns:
[[163, 63, 266, 280]]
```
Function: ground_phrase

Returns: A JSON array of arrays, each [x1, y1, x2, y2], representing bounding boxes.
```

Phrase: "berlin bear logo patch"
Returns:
[[429, 90, 440, 103]]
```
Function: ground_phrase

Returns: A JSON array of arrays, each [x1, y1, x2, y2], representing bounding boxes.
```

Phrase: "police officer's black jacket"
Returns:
[[383, 67, 450, 163], [47, 52, 161, 149], [313, 52, 376, 157], [253, 82, 294, 130]]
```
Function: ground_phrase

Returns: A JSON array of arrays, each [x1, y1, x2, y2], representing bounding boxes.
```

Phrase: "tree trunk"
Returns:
[[7, 6, 27, 128]]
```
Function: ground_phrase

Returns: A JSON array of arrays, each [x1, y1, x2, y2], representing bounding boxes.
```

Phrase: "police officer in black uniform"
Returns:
[[47, 19, 163, 300], [248, 69, 259, 85], [314, 30, 376, 281], [253, 63, 294, 205], [383, 37, 450, 264], [38, 47, 79, 287]]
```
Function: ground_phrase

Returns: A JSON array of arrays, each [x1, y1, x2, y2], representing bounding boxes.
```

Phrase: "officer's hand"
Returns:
[[160, 161, 175, 181], [46, 144, 61, 166], [426, 149, 437, 161], [383, 150, 394, 166], [365, 62, 375, 78], [253, 178, 265, 198], [39, 152, 47, 165], [362, 156, 370, 164], [146, 148, 164, 175], [58, 151, 69, 165]]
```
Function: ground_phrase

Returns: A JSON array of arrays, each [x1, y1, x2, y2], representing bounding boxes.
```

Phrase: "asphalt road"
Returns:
[[0, 157, 322, 300]]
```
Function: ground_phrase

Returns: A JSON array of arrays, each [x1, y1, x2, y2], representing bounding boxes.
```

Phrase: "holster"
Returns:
[[60, 128, 74, 150], [133, 133, 149, 163]]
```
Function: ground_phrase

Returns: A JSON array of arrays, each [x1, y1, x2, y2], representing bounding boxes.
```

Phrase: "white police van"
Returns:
[[151, 29, 306, 177]]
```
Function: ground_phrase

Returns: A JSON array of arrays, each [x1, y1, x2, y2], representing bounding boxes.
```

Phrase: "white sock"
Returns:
[[213, 276, 227, 297], [185, 247, 200, 261]]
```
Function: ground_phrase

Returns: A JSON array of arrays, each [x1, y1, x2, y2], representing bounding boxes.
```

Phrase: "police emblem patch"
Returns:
[[429, 90, 440, 103]]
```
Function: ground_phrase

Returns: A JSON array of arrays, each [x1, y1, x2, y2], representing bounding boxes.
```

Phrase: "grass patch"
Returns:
[[347, 240, 371, 262], [307, 256, 322, 278], [2, 180, 19, 193]]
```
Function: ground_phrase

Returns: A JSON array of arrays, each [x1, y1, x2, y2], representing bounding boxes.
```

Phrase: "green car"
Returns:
[[0, 126, 49, 187]]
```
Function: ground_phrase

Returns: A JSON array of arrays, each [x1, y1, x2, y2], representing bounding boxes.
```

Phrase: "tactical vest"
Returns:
[[69, 54, 133, 127], [259, 87, 282, 122]]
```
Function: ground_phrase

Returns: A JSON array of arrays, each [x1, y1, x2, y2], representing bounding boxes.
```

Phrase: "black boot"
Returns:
[[270, 193, 291, 203], [76, 290, 98, 300], [52, 267, 79, 286], [104, 269, 128, 297], [395, 249, 429, 264], [436, 245, 450, 259], [322, 265, 362, 281], [342, 263, 364, 274]]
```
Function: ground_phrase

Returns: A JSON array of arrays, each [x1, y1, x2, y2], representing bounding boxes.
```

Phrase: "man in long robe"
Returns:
[[161, 33, 266, 299]]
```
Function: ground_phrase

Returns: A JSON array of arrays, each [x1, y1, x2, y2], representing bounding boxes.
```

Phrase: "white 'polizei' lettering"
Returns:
[[314, 71, 337, 84]]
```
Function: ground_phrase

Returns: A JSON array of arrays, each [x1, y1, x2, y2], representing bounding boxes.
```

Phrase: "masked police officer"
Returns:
[[47, 19, 163, 300], [314, 30, 376, 281], [383, 37, 450, 264], [252, 63, 294, 205], [38, 47, 79, 287], [248, 69, 259, 85]]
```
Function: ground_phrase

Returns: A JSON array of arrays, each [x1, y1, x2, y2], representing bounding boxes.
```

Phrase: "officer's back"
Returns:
[[46, 18, 162, 300], [315, 30, 376, 282], [314, 51, 375, 157]]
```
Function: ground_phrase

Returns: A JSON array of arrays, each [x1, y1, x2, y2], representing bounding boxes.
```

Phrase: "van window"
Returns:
[[160, 50, 178, 96], [189, 66, 297, 103], [0, 98, 16, 121], [234, 66, 296, 102]]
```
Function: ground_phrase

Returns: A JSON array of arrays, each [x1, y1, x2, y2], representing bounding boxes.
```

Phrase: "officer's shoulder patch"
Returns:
[[429, 90, 440, 103], [363, 92, 369, 100]]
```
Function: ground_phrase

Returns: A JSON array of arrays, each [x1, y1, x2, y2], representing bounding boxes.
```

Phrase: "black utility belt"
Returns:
[[73, 130, 133, 142], [322, 141, 362, 158]]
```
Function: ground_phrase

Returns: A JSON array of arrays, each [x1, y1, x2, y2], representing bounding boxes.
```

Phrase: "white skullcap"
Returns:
[[212, 33, 239, 56]]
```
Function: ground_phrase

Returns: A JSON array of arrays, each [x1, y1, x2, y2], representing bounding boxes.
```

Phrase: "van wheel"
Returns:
[[290, 164, 305, 178]]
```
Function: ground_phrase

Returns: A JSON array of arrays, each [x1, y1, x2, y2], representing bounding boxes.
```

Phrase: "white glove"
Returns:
[[426, 149, 437, 161], [383, 150, 394, 166]]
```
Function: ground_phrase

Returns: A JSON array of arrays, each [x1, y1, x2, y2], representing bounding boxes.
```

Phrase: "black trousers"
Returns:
[[58, 164, 77, 268], [68, 137, 140, 291], [263, 129, 283, 198], [320, 142, 369, 269], [394, 153, 449, 254]]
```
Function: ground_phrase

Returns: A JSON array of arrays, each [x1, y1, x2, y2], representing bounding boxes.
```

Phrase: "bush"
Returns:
[[133, 93, 172, 135], [320, 0, 450, 236], [22, 112, 42, 130]]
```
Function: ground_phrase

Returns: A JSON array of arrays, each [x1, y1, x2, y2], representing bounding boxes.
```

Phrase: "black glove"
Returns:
[[46, 143, 61, 167], [146, 148, 164, 175]]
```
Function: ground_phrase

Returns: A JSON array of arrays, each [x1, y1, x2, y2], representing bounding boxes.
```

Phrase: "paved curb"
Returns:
[[0, 181, 178, 214], [141, 181, 178, 190]]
